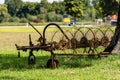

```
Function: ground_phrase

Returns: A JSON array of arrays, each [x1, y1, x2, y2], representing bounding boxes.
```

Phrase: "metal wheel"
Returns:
[[28, 54, 36, 64], [28, 50, 36, 64], [46, 59, 59, 68]]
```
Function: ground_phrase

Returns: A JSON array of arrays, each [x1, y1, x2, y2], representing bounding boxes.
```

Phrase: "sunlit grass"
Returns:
[[0, 50, 120, 80], [0, 26, 115, 32], [0, 27, 60, 32]]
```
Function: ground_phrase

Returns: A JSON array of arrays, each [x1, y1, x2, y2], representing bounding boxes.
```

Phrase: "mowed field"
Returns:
[[0, 27, 120, 80]]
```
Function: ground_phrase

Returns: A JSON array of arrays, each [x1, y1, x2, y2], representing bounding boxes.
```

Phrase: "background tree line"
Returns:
[[0, 0, 118, 23], [0, 0, 65, 23]]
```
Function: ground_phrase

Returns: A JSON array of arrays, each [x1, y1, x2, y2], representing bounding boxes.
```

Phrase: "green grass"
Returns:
[[0, 26, 119, 80], [0, 50, 120, 80]]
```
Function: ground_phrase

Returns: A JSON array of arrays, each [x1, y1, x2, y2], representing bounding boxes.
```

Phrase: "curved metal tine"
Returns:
[[51, 30, 60, 42], [52, 32, 65, 54], [105, 27, 114, 35], [61, 29, 74, 40], [51, 33, 66, 55], [74, 27, 84, 38], [95, 28, 106, 37], [43, 23, 70, 45], [73, 28, 84, 54], [104, 28, 114, 40], [85, 27, 96, 39], [61, 29, 74, 54], [85, 28, 98, 54]]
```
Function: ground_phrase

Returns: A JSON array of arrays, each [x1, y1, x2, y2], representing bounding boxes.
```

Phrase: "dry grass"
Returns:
[[0, 32, 38, 50], [0, 32, 65, 50], [0, 27, 115, 51]]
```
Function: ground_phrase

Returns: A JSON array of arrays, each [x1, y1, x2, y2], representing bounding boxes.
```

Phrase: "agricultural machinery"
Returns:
[[15, 23, 114, 68]]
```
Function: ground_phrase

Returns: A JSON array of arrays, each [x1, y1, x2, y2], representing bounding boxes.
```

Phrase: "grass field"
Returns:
[[0, 50, 120, 80], [0, 26, 120, 80]]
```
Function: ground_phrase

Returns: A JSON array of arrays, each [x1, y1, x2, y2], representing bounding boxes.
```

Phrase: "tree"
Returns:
[[4, 0, 11, 4], [51, 1, 65, 15], [5, 0, 23, 16], [40, 0, 49, 14], [41, 0, 48, 9], [92, 0, 98, 7], [34, 3, 41, 15], [0, 4, 10, 22], [82, 0, 96, 20], [64, 0, 84, 19], [97, 0, 119, 53], [45, 11, 62, 22], [96, 0, 119, 16], [17, 2, 40, 18]]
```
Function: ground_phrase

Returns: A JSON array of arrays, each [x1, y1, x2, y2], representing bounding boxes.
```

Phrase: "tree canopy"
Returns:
[[1, 0, 119, 23], [5, 0, 23, 16], [64, 0, 84, 19], [0, 4, 10, 22], [98, 0, 120, 53], [96, 0, 119, 16]]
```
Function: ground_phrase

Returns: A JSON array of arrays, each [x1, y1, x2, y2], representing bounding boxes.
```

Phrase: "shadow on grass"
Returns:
[[0, 53, 100, 70], [0, 53, 50, 70], [57, 56, 99, 68], [0, 76, 18, 80]]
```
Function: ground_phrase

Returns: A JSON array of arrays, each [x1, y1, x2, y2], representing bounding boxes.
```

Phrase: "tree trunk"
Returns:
[[104, 4, 120, 53]]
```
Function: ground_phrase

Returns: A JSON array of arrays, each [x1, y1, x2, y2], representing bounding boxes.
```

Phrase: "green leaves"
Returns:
[[6, 0, 23, 16], [116, 0, 120, 2], [64, 0, 84, 18], [0, 4, 10, 22], [96, 0, 119, 16]]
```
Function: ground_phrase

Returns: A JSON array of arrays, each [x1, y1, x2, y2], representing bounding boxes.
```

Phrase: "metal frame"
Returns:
[[15, 23, 114, 68]]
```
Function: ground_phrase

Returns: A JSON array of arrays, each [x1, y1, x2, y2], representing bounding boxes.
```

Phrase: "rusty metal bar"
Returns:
[[28, 22, 42, 37], [54, 53, 99, 56], [42, 23, 70, 45], [15, 44, 52, 51]]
